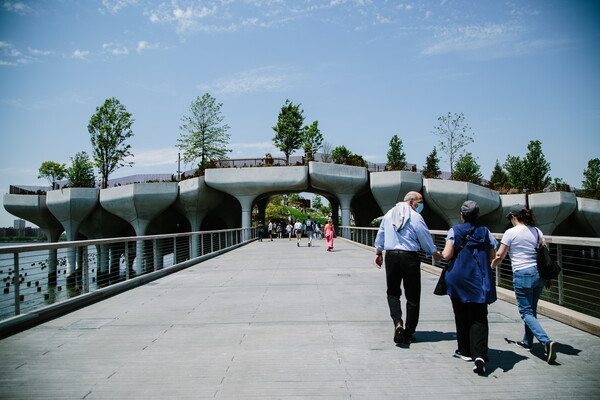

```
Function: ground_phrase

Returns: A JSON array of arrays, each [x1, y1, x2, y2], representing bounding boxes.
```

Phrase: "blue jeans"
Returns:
[[513, 267, 550, 346]]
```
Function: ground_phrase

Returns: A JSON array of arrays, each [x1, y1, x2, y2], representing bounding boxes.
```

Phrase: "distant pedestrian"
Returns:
[[286, 222, 293, 240], [324, 219, 335, 251], [293, 220, 303, 247], [276, 223, 283, 239], [257, 221, 265, 242], [304, 216, 315, 247], [441, 200, 497, 375], [268, 220, 274, 241], [491, 205, 558, 364]]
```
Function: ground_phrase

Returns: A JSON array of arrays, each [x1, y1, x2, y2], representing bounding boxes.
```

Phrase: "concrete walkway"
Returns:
[[0, 237, 598, 399]]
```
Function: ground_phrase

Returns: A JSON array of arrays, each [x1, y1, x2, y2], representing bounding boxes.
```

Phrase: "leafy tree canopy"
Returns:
[[422, 147, 441, 179], [431, 112, 474, 179], [66, 151, 96, 188], [453, 152, 482, 184], [302, 120, 323, 163], [88, 97, 134, 188], [522, 140, 551, 191], [272, 99, 305, 165], [177, 93, 231, 174], [582, 158, 600, 198], [38, 161, 67, 189], [386, 134, 406, 171]]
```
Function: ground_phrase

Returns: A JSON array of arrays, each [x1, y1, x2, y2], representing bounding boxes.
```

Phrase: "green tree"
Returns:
[[38, 161, 67, 190], [66, 152, 96, 188], [504, 155, 526, 188], [272, 99, 305, 165], [522, 140, 551, 192], [422, 147, 441, 179], [332, 145, 352, 165], [302, 120, 323, 163], [177, 93, 231, 174], [312, 195, 324, 210], [582, 158, 600, 198], [453, 152, 482, 184], [386, 134, 406, 171], [489, 159, 510, 188], [88, 97, 134, 189], [432, 112, 474, 179]]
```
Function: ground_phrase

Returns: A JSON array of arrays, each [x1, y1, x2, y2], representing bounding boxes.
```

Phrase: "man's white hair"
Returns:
[[403, 192, 419, 202]]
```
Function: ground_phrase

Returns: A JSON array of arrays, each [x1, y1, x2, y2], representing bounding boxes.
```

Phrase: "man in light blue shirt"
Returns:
[[374, 191, 442, 344]]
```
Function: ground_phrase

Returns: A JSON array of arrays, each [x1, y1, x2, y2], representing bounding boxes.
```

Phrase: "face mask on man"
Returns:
[[415, 203, 424, 213]]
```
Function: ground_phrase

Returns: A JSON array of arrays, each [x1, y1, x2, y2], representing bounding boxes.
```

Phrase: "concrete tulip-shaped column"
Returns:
[[78, 207, 131, 283], [46, 188, 99, 284], [3, 193, 64, 284], [177, 177, 224, 258], [423, 179, 500, 228], [205, 166, 309, 240], [309, 162, 368, 238], [478, 194, 527, 234], [528, 192, 577, 235], [573, 197, 600, 237], [100, 183, 179, 274], [370, 171, 423, 214]]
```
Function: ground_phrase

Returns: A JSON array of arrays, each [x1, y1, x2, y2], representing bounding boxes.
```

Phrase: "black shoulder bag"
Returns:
[[535, 228, 561, 280]]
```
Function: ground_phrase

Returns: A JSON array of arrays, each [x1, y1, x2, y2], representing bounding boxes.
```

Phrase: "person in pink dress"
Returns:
[[324, 219, 335, 251]]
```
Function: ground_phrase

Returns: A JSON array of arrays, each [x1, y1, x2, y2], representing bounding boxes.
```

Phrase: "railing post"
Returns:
[[82, 246, 89, 294], [557, 244, 564, 305], [124, 243, 130, 281], [13, 253, 20, 316], [153, 239, 158, 272], [173, 237, 178, 265]]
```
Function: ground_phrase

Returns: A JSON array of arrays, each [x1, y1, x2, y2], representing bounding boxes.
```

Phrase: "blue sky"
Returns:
[[1, 0, 599, 228]]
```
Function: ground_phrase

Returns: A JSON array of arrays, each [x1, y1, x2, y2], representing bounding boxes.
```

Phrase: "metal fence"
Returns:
[[340, 226, 600, 319], [0, 227, 256, 323]]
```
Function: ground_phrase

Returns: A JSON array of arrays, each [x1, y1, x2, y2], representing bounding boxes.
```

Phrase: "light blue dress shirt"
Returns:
[[374, 208, 438, 256]]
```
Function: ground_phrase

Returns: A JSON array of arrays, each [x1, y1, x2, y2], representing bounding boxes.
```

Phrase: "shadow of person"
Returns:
[[483, 348, 529, 375], [504, 337, 580, 365], [406, 330, 457, 344]]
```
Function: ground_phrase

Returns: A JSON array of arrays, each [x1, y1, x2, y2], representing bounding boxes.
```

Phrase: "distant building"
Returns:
[[13, 219, 25, 230]]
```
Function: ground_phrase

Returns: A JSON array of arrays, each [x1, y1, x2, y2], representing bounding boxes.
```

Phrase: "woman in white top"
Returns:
[[491, 205, 557, 364]]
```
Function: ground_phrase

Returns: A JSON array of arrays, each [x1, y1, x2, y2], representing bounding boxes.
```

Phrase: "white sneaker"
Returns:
[[453, 350, 472, 362], [473, 358, 485, 374]]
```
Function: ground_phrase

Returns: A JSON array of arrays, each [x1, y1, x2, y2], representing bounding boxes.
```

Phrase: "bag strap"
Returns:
[[534, 227, 543, 249]]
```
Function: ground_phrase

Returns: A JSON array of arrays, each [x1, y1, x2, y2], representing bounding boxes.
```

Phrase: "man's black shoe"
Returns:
[[393, 326, 405, 344]]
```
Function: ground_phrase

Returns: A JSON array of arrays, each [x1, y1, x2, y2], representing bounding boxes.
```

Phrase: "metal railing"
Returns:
[[340, 226, 600, 319], [0, 227, 256, 323]]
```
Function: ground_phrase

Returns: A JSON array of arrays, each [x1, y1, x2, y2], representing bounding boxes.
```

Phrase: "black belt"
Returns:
[[385, 250, 418, 255]]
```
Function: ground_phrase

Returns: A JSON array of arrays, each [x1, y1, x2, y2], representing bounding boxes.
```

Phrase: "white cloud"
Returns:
[[72, 50, 91, 60], [102, 42, 129, 56], [200, 66, 299, 95], [2, 1, 33, 15], [136, 41, 161, 53], [147, 3, 218, 34], [100, 0, 138, 14], [421, 23, 523, 56]]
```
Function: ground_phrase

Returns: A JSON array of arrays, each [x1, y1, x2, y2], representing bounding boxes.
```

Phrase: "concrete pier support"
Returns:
[[529, 192, 577, 235], [309, 162, 367, 238], [100, 183, 179, 274], [3, 194, 64, 284], [46, 188, 99, 284], [423, 179, 500, 228], [370, 171, 423, 214], [206, 167, 308, 241], [177, 177, 224, 258]]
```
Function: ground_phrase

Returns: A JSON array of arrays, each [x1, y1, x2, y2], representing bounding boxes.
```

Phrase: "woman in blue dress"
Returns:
[[441, 200, 498, 375]]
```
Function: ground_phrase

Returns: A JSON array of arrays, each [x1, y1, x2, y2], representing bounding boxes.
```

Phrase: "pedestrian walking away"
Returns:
[[293, 220, 303, 247], [491, 205, 558, 364], [324, 219, 335, 251], [441, 200, 498, 375], [374, 191, 442, 345], [304, 216, 315, 247], [257, 221, 265, 242]]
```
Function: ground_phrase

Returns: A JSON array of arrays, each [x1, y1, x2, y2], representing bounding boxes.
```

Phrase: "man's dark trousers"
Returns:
[[384, 252, 421, 335]]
